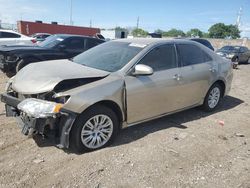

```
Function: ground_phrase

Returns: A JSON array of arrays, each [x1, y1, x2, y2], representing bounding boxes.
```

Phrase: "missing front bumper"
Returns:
[[1, 93, 78, 149]]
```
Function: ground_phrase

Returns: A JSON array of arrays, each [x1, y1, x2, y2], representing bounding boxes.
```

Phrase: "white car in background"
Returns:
[[0, 30, 36, 46]]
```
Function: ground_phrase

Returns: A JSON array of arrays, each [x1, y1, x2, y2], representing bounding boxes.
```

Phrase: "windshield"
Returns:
[[220, 46, 240, 52], [38, 35, 67, 48], [73, 41, 145, 72]]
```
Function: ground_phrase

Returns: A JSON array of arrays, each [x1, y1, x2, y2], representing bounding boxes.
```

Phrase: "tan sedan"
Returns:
[[1, 39, 233, 152]]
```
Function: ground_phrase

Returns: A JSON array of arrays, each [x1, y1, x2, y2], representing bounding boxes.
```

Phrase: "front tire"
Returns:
[[202, 83, 222, 112], [70, 105, 119, 153]]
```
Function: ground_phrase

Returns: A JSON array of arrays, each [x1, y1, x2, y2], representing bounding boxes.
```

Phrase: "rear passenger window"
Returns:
[[65, 38, 85, 49], [177, 44, 212, 66], [87, 39, 103, 49], [139, 44, 177, 71], [1, 32, 21, 38]]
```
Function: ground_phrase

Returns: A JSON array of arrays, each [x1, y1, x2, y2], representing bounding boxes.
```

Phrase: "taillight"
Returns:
[[31, 39, 37, 43]]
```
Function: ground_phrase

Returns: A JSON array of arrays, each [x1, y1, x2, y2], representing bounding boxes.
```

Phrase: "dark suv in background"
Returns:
[[189, 38, 214, 51], [0, 34, 105, 77], [175, 37, 214, 51]]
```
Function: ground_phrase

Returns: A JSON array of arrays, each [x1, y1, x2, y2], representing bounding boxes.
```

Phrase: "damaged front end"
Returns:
[[1, 90, 78, 149], [1, 77, 107, 149], [0, 59, 111, 149]]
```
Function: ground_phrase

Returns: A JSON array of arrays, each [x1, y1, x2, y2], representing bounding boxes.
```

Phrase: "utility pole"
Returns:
[[136, 16, 140, 29], [90, 19, 92, 28], [236, 7, 242, 28], [70, 0, 73, 25]]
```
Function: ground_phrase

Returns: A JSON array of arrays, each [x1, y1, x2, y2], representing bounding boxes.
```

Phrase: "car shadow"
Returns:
[[33, 95, 244, 152], [111, 95, 244, 147]]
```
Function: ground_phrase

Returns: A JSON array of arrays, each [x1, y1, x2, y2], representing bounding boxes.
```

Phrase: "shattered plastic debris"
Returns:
[[218, 120, 225, 127], [235, 133, 245, 137], [33, 159, 44, 164]]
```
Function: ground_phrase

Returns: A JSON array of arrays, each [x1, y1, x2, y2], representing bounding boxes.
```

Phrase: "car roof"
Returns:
[[33, 33, 51, 35], [0, 29, 19, 34], [114, 38, 198, 46], [53, 34, 93, 38], [222, 45, 242, 48], [51, 34, 103, 40]]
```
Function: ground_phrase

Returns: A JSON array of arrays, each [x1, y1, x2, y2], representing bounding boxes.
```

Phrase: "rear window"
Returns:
[[177, 44, 212, 66], [0, 31, 21, 38], [86, 38, 104, 49]]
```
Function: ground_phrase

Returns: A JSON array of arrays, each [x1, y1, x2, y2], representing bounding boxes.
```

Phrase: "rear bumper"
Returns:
[[0, 93, 77, 149]]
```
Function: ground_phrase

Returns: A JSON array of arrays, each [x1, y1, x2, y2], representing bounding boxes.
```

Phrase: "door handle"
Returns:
[[173, 74, 182, 81], [209, 68, 216, 73]]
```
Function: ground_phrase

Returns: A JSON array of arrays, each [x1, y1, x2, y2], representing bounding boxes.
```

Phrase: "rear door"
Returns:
[[125, 44, 182, 123], [176, 43, 215, 107]]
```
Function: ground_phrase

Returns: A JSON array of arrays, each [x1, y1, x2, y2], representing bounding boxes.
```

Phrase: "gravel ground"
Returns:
[[0, 65, 249, 188]]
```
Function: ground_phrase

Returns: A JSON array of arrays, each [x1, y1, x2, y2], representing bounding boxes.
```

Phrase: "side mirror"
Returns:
[[133, 64, 153, 76], [58, 44, 66, 50]]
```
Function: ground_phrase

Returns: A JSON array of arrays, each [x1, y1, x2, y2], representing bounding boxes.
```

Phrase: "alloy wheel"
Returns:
[[81, 114, 113, 149], [208, 87, 221, 109]]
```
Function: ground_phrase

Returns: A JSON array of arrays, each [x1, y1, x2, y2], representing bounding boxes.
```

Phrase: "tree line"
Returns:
[[131, 23, 240, 39]]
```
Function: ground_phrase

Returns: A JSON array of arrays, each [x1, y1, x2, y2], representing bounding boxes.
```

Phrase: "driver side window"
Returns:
[[139, 44, 177, 71]]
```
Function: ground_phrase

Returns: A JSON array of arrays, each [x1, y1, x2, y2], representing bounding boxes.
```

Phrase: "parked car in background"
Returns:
[[0, 39, 233, 152], [189, 38, 214, 51], [0, 34, 105, 76], [31, 33, 51, 43], [216, 45, 250, 64], [175, 37, 214, 51], [0, 29, 36, 46]]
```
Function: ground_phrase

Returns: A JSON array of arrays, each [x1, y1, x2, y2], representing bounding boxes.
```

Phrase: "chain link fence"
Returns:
[[0, 21, 17, 31]]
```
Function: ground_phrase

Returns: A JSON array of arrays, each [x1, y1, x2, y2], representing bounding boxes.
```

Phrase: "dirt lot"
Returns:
[[0, 65, 249, 188]]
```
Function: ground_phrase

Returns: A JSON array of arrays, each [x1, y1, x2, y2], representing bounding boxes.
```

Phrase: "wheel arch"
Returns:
[[211, 79, 226, 97], [78, 100, 124, 128]]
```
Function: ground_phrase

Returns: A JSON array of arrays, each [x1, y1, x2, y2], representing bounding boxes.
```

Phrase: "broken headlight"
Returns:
[[53, 95, 70, 104], [17, 98, 63, 118]]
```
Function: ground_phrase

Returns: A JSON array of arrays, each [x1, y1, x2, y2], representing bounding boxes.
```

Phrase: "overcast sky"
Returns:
[[0, 0, 249, 37]]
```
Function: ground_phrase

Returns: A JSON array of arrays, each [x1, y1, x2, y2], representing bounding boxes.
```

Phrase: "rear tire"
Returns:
[[202, 83, 222, 112], [232, 63, 237, 69], [70, 105, 119, 153]]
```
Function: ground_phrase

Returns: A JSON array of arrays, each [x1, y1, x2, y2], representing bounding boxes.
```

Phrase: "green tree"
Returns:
[[186, 28, 203, 37], [203, 32, 210, 38], [208, 23, 240, 39], [154, 29, 164, 34], [132, 28, 148, 37], [227, 24, 240, 39], [162, 29, 185, 37]]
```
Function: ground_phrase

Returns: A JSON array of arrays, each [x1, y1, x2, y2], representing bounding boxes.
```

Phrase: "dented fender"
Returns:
[[57, 74, 127, 121]]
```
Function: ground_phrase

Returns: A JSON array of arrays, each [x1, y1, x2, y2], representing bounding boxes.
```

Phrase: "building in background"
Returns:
[[17, 21, 100, 36], [101, 28, 128, 40]]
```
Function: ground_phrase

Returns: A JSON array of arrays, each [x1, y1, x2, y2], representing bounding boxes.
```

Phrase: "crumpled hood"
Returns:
[[12, 59, 110, 94]]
